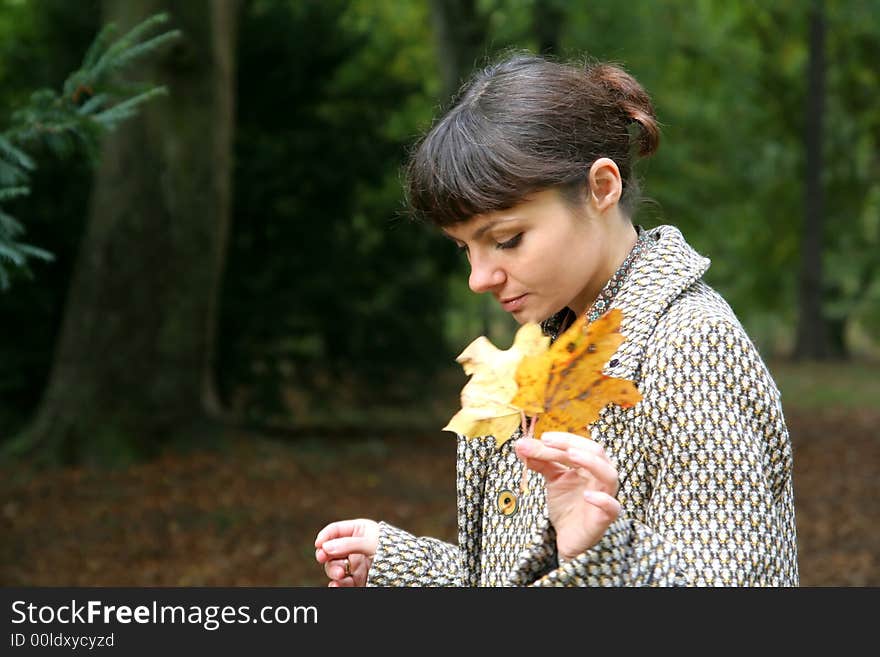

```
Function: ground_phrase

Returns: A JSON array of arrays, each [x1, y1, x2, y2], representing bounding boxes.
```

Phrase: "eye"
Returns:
[[496, 233, 522, 250]]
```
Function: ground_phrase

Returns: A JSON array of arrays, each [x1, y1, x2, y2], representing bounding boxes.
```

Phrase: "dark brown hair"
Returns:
[[405, 52, 660, 226]]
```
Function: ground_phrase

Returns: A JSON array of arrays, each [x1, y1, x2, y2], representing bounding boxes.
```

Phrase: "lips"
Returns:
[[498, 293, 527, 312]]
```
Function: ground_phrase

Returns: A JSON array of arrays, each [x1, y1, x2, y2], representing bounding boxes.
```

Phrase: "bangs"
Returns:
[[405, 105, 557, 227], [404, 52, 649, 226]]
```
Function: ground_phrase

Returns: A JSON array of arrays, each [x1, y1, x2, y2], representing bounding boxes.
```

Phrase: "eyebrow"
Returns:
[[472, 217, 518, 241], [441, 217, 520, 244]]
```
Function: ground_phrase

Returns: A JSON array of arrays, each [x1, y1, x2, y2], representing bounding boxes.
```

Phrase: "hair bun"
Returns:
[[587, 63, 660, 158]]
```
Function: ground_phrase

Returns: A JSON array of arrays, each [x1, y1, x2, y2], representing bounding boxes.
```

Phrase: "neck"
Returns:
[[569, 220, 638, 318]]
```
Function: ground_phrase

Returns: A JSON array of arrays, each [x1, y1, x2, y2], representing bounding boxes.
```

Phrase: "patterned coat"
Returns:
[[366, 225, 799, 586]]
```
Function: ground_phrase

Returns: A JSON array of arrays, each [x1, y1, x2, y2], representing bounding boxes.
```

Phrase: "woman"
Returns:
[[314, 53, 799, 586]]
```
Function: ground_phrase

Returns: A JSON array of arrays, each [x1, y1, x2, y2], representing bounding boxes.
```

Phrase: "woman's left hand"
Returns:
[[514, 430, 621, 563]]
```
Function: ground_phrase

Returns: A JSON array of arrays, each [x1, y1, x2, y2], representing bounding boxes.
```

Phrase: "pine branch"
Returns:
[[0, 12, 181, 290], [0, 187, 30, 203], [0, 135, 36, 170], [92, 86, 169, 131], [0, 209, 25, 238]]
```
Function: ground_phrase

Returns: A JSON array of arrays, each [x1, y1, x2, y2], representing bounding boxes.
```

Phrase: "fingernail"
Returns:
[[542, 433, 560, 446]]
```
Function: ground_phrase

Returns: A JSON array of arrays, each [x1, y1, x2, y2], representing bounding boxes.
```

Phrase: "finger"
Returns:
[[519, 453, 569, 480], [514, 440, 570, 480], [583, 490, 621, 522], [328, 576, 355, 588], [316, 546, 346, 565], [540, 431, 608, 461], [514, 437, 570, 465], [320, 536, 374, 558], [315, 520, 358, 547], [323, 558, 351, 581], [566, 448, 618, 491], [542, 432, 617, 472]]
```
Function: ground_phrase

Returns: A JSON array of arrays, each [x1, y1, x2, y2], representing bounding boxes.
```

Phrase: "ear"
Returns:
[[587, 158, 623, 212]]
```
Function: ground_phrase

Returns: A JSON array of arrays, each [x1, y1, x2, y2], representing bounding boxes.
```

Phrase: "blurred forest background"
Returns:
[[1, 0, 878, 586]]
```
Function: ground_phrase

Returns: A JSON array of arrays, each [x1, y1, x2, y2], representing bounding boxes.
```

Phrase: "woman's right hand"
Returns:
[[314, 519, 379, 587]]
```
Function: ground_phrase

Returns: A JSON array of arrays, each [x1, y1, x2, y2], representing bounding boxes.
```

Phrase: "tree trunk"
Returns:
[[429, 0, 488, 99], [794, 0, 834, 360], [20, 0, 239, 463], [532, 0, 565, 56], [429, 0, 497, 337], [202, 0, 239, 416]]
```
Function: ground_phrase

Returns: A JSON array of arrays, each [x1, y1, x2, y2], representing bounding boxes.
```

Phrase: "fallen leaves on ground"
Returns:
[[0, 407, 876, 586]]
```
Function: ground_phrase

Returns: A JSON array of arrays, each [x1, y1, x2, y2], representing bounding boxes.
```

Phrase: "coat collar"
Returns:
[[600, 225, 710, 382], [503, 226, 709, 585]]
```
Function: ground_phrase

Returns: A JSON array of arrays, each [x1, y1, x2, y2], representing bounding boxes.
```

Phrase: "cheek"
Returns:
[[540, 248, 581, 279], [541, 245, 599, 298], [519, 227, 595, 290]]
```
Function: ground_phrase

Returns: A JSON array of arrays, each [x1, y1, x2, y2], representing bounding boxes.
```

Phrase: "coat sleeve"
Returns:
[[511, 316, 799, 587], [365, 522, 463, 586], [366, 435, 493, 587]]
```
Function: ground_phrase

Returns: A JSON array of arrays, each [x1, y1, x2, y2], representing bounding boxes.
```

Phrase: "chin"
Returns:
[[512, 310, 546, 325]]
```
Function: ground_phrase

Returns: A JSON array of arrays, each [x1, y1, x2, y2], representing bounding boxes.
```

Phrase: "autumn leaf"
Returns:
[[444, 322, 550, 447], [444, 309, 641, 455], [511, 308, 642, 437]]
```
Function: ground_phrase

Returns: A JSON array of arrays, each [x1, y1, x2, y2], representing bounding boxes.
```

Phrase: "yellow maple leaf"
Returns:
[[511, 308, 642, 437], [444, 322, 550, 447]]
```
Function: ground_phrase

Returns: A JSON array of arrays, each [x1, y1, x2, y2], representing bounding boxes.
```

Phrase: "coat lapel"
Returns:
[[606, 225, 710, 384], [504, 225, 711, 585]]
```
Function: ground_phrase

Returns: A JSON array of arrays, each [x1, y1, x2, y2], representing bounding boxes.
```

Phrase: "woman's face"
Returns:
[[443, 188, 619, 325]]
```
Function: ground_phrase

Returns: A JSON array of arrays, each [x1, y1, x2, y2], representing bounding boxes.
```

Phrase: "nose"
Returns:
[[468, 253, 506, 294]]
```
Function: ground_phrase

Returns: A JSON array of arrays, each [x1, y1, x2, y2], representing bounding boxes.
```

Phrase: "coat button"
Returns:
[[497, 489, 518, 516]]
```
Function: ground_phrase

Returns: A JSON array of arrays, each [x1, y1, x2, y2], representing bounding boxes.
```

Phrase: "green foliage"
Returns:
[[0, 0, 100, 438], [524, 0, 880, 354], [219, 0, 459, 421], [769, 359, 880, 411], [3, 0, 879, 442], [0, 8, 180, 290], [0, 133, 50, 288], [821, 1, 880, 339], [0, 1, 178, 438]]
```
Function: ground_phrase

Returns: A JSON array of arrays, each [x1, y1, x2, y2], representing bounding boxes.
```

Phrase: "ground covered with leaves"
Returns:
[[1, 408, 877, 586]]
